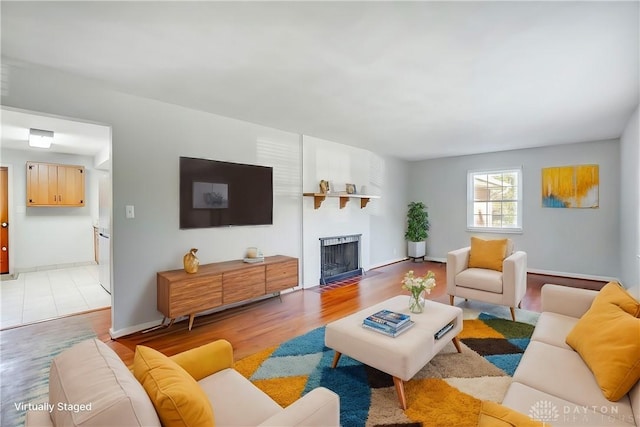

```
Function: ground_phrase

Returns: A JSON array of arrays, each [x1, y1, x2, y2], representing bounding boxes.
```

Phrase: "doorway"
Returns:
[[0, 107, 112, 329]]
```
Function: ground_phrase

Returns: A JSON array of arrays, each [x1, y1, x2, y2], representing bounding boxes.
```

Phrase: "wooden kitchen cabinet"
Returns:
[[26, 161, 85, 207], [157, 255, 298, 330]]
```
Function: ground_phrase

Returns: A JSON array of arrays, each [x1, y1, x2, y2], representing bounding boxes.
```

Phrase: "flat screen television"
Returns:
[[180, 156, 273, 229]]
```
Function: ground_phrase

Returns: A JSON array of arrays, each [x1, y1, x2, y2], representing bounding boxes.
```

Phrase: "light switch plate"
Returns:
[[125, 205, 135, 219]]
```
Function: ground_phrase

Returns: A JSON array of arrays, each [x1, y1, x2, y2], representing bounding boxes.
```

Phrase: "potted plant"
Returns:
[[404, 201, 430, 260]]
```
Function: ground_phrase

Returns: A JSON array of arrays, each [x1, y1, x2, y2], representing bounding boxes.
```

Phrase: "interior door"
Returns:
[[0, 167, 9, 274]]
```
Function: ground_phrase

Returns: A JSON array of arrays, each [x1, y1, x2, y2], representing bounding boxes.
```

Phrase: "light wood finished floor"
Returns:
[[4, 260, 608, 367]]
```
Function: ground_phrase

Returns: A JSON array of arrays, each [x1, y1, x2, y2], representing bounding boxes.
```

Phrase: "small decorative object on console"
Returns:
[[243, 247, 264, 263], [183, 248, 199, 274], [319, 180, 330, 194], [402, 270, 436, 313], [346, 183, 357, 194]]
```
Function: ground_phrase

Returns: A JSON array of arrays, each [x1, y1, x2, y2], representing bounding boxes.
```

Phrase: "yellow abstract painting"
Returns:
[[542, 165, 599, 208]]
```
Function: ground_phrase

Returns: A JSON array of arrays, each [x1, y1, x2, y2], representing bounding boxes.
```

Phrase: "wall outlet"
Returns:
[[125, 205, 135, 219]]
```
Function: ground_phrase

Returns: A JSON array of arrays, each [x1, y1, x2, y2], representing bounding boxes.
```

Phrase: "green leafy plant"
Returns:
[[404, 201, 430, 242]]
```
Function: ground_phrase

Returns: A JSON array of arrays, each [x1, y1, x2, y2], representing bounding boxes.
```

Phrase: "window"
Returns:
[[467, 168, 522, 232]]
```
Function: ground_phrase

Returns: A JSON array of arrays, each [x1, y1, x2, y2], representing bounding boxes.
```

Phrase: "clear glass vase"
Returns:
[[409, 291, 426, 313]]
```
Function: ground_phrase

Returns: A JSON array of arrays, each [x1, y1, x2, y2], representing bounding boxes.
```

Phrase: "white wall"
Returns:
[[1, 60, 304, 335], [619, 105, 639, 287], [408, 140, 621, 279], [1, 60, 406, 334], [301, 136, 408, 286], [0, 148, 97, 270]]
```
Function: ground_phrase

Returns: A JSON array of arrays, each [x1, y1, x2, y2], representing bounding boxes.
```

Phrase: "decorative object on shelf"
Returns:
[[346, 183, 357, 194], [405, 201, 430, 261], [319, 180, 330, 194], [183, 248, 199, 274], [401, 270, 436, 313]]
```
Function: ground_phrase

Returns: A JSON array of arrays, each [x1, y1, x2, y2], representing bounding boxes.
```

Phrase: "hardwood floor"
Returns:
[[4, 260, 608, 367]]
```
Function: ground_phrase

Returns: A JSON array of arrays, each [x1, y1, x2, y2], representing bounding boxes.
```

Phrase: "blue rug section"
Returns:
[[509, 338, 531, 351], [319, 363, 371, 427], [251, 352, 324, 380], [478, 312, 501, 321], [271, 326, 327, 357], [284, 331, 371, 427], [486, 353, 523, 376]]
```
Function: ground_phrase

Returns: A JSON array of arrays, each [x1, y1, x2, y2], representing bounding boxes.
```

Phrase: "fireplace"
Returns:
[[319, 234, 363, 285]]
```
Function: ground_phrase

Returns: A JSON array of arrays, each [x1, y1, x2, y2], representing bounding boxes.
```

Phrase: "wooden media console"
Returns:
[[157, 255, 298, 330]]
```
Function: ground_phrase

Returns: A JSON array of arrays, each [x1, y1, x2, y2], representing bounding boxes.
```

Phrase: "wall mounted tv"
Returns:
[[180, 156, 273, 229]]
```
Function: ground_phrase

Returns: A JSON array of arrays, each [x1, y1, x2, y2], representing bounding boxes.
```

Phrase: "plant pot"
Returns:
[[407, 241, 426, 259]]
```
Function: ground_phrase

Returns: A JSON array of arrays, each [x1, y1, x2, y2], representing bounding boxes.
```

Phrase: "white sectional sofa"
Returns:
[[25, 339, 340, 427], [502, 284, 640, 426]]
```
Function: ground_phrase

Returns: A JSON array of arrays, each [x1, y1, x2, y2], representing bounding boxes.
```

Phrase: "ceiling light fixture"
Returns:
[[29, 128, 54, 148]]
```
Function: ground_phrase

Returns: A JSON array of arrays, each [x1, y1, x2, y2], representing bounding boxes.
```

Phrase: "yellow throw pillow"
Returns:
[[566, 282, 640, 401], [477, 401, 544, 426], [170, 340, 234, 381], [468, 237, 508, 272], [134, 346, 215, 427]]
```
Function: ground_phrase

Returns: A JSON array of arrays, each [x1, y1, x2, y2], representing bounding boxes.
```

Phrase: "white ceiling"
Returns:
[[1, 1, 638, 161]]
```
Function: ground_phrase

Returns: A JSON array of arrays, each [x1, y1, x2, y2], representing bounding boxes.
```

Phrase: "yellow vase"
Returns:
[[183, 248, 199, 273]]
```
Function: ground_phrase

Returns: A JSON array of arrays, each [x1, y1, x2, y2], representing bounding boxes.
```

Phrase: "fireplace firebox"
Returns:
[[319, 234, 363, 285]]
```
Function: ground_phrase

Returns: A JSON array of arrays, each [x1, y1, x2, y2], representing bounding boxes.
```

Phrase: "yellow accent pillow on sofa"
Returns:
[[134, 345, 215, 427], [566, 282, 640, 401], [468, 237, 508, 272]]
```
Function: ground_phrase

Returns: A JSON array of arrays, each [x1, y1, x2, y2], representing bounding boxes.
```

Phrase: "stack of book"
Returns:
[[362, 309, 415, 337]]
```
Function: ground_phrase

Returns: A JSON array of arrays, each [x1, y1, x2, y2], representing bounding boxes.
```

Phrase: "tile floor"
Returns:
[[0, 264, 111, 329]]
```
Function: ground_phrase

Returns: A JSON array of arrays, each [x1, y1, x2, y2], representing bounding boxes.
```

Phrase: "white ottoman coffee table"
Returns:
[[325, 295, 463, 409]]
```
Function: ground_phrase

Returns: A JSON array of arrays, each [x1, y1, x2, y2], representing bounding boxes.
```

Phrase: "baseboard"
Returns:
[[110, 319, 162, 339], [369, 257, 408, 270], [16, 260, 97, 274], [370, 258, 615, 283], [527, 268, 618, 283], [109, 291, 291, 338]]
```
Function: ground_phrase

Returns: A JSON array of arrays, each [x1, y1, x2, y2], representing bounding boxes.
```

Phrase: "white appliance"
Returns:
[[98, 229, 110, 294], [98, 172, 111, 294]]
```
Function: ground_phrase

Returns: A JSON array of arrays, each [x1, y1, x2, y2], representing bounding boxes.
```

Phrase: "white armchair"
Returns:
[[446, 239, 527, 321]]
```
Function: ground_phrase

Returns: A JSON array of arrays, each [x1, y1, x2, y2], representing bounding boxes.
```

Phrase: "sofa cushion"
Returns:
[[530, 312, 578, 350], [198, 368, 282, 426], [134, 345, 215, 427], [503, 382, 636, 426], [512, 341, 635, 423], [48, 339, 161, 427], [468, 237, 508, 272], [566, 282, 640, 401], [456, 268, 503, 294], [477, 401, 543, 426]]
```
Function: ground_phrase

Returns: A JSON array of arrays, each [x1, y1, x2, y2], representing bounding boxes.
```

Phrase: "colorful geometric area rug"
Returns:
[[235, 310, 537, 427]]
